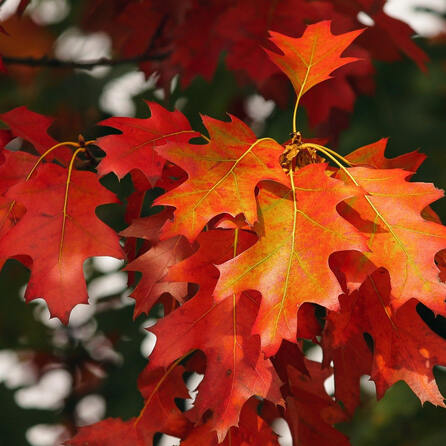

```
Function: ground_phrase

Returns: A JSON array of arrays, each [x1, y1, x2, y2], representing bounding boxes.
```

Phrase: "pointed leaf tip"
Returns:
[[265, 21, 364, 99]]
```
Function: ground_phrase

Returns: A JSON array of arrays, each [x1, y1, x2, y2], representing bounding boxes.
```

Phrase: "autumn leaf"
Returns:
[[155, 114, 287, 241], [124, 235, 193, 317], [326, 268, 446, 406], [166, 228, 258, 301], [145, 227, 278, 440], [285, 363, 350, 446], [345, 138, 426, 171], [337, 167, 446, 313], [97, 101, 199, 183], [121, 207, 175, 247], [135, 365, 192, 443], [0, 15, 54, 84], [149, 291, 280, 441], [322, 305, 373, 415], [272, 341, 350, 446], [67, 365, 191, 445], [0, 151, 37, 248], [66, 418, 140, 446], [215, 164, 367, 356], [372, 11, 429, 71], [181, 398, 280, 446], [265, 21, 363, 100], [0, 106, 71, 164], [0, 162, 124, 323]]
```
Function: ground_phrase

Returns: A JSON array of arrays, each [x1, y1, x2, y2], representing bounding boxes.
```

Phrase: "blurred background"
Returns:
[[0, 0, 445, 445]]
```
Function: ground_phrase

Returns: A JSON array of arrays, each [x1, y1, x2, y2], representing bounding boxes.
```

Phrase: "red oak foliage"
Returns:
[[0, 12, 444, 446], [80, 0, 427, 130], [97, 101, 199, 184]]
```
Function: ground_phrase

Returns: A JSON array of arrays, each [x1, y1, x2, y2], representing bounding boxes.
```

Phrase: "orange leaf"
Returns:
[[345, 138, 426, 171], [337, 167, 446, 313], [265, 20, 363, 100], [215, 164, 367, 356], [154, 114, 287, 241]]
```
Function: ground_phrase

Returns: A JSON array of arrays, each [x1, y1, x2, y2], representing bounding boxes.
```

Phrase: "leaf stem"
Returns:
[[26, 139, 97, 181], [26, 142, 77, 181], [59, 147, 86, 262], [302, 144, 359, 185], [299, 143, 353, 167], [3, 140, 95, 243]]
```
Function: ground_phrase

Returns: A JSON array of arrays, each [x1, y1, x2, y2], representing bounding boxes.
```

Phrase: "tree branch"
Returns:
[[1, 51, 171, 70], [1, 14, 171, 70]]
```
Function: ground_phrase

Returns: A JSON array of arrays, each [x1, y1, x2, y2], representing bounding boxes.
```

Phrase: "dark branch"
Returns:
[[1, 51, 171, 70], [2, 13, 171, 71]]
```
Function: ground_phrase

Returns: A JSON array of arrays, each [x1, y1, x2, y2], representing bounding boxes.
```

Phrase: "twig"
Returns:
[[1, 51, 171, 70], [1, 14, 171, 70]]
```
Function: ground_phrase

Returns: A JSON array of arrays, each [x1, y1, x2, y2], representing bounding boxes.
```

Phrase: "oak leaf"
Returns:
[[215, 164, 367, 356], [181, 398, 280, 446], [66, 418, 139, 446], [345, 138, 426, 171], [327, 269, 446, 406], [285, 363, 350, 446], [272, 341, 350, 446], [337, 167, 446, 313], [125, 234, 193, 317], [67, 365, 191, 445], [0, 163, 123, 323], [149, 291, 280, 441], [154, 114, 286, 241], [265, 21, 363, 99], [97, 101, 198, 183], [166, 228, 257, 301], [0, 106, 71, 163], [322, 306, 373, 415]]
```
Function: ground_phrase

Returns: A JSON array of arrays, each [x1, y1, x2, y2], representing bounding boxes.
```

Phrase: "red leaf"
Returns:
[[125, 235, 193, 317], [66, 418, 139, 446], [97, 101, 198, 183], [181, 398, 280, 445], [328, 269, 446, 406], [0, 163, 123, 323], [0, 106, 71, 163], [68, 365, 191, 445], [272, 344, 350, 446], [322, 300, 373, 415], [285, 363, 350, 446], [166, 228, 258, 301], [149, 291, 280, 440]]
